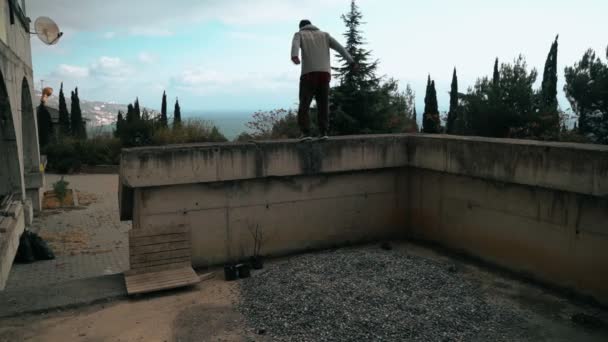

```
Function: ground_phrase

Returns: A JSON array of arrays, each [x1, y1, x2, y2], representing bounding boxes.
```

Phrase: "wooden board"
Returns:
[[129, 225, 188, 238], [124, 266, 199, 295], [130, 233, 188, 247], [130, 249, 190, 264], [129, 240, 190, 255], [125, 261, 192, 276]]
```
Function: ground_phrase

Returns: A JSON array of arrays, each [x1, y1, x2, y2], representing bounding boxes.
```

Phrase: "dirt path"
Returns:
[[0, 275, 261, 342]]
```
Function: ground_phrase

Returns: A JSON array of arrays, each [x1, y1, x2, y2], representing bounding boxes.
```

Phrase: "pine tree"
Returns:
[[564, 47, 608, 143], [134, 97, 141, 121], [70, 87, 86, 139], [160, 91, 168, 128], [539, 35, 560, 135], [330, 0, 387, 134], [173, 98, 181, 127], [58, 82, 70, 136], [332, 0, 379, 90], [447, 68, 459, 134]]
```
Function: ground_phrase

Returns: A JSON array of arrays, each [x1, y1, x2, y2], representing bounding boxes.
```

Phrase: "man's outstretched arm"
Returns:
[[291, 32, 301, 64], [329, 34, 355, 65]]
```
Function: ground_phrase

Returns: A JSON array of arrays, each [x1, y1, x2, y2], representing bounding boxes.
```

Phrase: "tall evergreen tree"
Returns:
[[173, 98, 182, 127], [134, 97, 141, 121], [160, 91, 168, 128], [331, 0, 404, 135], [332, 0, 379, 89], [413, 106, 418, 131], [423, 76, 440, 133], [115, 110, 124, 138], [58, 82, 70, 136], [539, 35, 560, 136], [429, 81, 439, 116], [126, 103, 135, 123], [447, 68, 459, 134], [492, 58, 500, 88], [70, 88, 86, 139], [36, 104, 53, 148]]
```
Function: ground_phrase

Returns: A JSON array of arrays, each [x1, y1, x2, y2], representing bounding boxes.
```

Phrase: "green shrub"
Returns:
[[43, 119, 228, 173], [151, 119, 227, 145], [52, 176, 69, 201], [43, 136, 122, 173]]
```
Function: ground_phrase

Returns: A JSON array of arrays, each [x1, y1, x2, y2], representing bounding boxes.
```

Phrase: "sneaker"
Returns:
[[318, 135, 329, 140], [298, 135, 312, 141]]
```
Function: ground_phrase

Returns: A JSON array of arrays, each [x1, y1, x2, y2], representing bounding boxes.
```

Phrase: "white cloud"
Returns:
[[90, 56, 134, 81], [52, 64, 89, 78], [138, 52, 157, 64], [171, 67, 297, 95]]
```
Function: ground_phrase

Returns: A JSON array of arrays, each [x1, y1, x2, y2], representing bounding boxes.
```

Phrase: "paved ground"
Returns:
[[6, 174, 130, 289], [0, 243, 606, 341], [0, 274, 126, 318]]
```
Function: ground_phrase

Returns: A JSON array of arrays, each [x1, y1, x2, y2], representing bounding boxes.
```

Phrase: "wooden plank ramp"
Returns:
[[125, 266, 199, 295], [125, 225, 199, 295]]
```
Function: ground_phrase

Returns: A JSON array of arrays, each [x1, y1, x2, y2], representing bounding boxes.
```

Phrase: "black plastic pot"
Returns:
[[224, 264, 238, 281], [250, 256, 264, 270], [236, 263, 251, 278]]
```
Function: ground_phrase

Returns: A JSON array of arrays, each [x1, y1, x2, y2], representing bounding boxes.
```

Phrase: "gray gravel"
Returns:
[[238, 246, 534, 341]]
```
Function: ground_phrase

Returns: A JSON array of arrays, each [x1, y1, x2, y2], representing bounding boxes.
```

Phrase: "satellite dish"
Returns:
[[33, 16, 63, 45]]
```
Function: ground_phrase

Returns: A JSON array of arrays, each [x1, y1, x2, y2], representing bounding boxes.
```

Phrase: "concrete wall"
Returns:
[[0, 2, 43, 290], [0, 0, 40, 209], [406, 135, 608, 304], [120, 134, 608, 304], [122, 135, 410, 266]]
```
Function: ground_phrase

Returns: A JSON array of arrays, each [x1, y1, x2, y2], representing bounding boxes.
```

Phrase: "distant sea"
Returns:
[[184, 110, 254, 140]]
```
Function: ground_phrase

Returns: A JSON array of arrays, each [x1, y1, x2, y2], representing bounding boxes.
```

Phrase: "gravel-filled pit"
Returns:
[[238, 246, 535, 341]]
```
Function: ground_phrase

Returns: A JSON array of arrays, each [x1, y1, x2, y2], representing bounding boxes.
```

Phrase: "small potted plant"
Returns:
[[248, 224, 265, 270]]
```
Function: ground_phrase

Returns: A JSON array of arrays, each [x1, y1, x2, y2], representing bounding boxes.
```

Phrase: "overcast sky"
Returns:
[[27, 0, 608, 113]]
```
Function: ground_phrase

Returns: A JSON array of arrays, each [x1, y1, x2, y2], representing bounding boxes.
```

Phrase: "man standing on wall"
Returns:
[[291, 19, 356, 140]]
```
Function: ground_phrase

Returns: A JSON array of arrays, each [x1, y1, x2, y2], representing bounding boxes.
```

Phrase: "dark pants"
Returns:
[[298, 72, 330, 135]]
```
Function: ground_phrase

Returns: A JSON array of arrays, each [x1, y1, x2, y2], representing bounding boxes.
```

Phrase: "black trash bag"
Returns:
[[29, 231, 55, 260], [15, 231, 36, 263]]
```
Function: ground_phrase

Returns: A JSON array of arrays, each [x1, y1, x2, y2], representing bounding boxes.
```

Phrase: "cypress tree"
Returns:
[[126, 103, 135, 123], [447, 68, 459, 134], [58, 82, 70, 136], [70, 88, 86, 139], [430, 81, 439, 117], [160, 91, 168, 128], [36, 103, 53, 148], [492, 58, 500, 88], [115, 110, 124, 138], [173, 98, 181, 127], [423, 76, 440, 133], [540, 35, 559, 134], [134, 97, 141, 121], [413, 106, 418, 131]]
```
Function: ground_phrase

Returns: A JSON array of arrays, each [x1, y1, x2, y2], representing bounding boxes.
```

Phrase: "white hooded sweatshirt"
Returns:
[[291, 24, 354, 76]]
